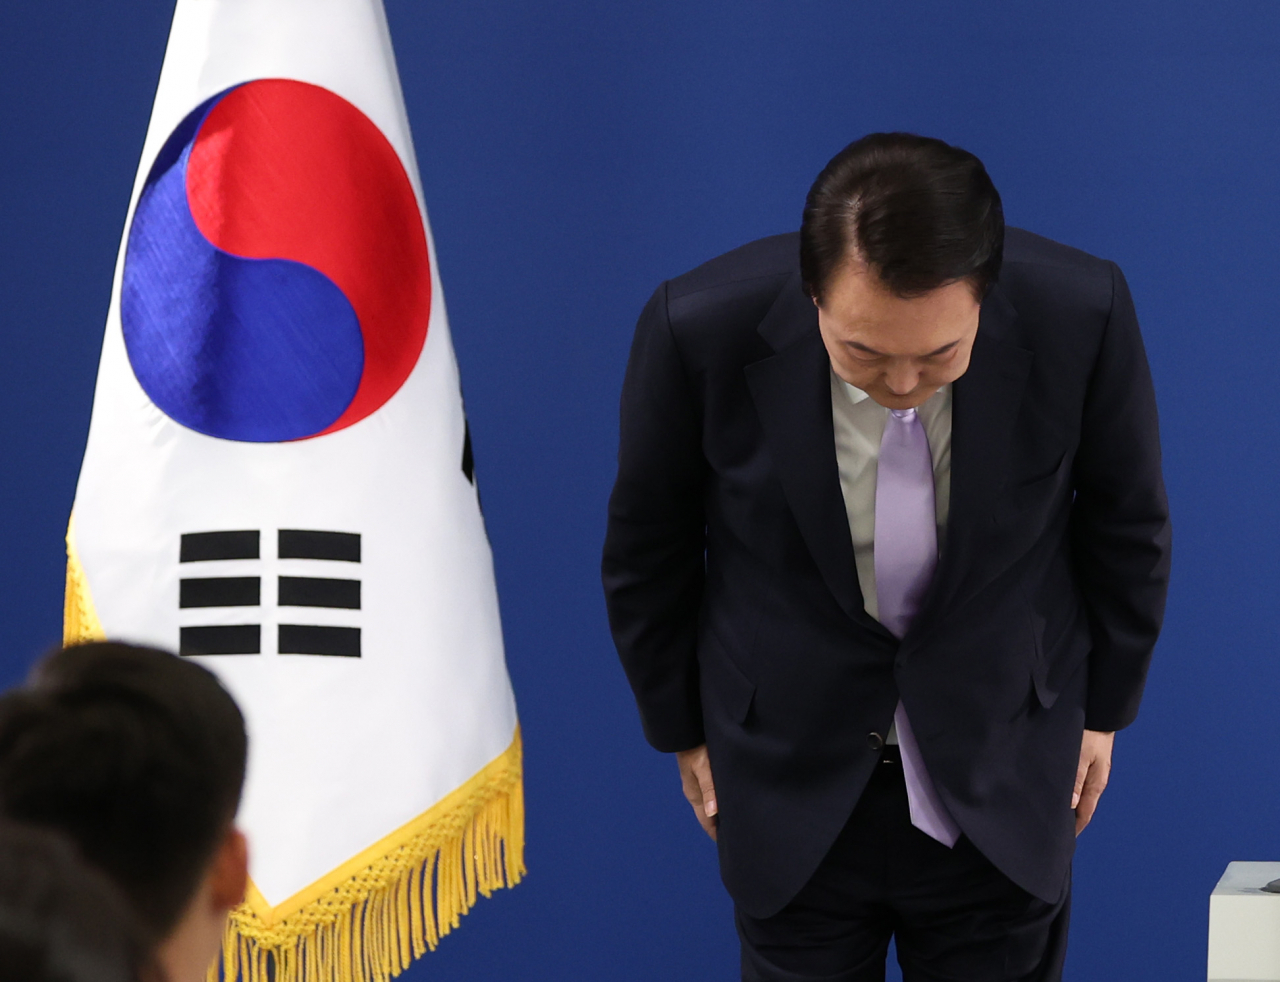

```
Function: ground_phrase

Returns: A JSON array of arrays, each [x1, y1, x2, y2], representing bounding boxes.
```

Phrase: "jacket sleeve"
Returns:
[[1070, 262, 1172, 731], [602, 284, 707, 753]]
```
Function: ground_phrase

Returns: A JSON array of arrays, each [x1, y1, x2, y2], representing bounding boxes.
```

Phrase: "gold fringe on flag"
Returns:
[[217, 733, 523, 982], [63, 522, 526, 982], [64, 517, 105, 647]]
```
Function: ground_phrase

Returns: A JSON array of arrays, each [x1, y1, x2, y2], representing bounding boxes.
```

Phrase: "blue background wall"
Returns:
[[1, 2, 1277, 979]]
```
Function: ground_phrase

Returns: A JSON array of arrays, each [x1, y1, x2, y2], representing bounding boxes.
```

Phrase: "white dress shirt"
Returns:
[[830, 370, 953, 743]]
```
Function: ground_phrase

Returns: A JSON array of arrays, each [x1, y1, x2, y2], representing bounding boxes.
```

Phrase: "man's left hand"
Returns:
[[1073, 729, 1115, 835]]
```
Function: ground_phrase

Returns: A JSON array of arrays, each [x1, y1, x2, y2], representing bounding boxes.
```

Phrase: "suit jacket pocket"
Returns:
[[701, 629, 757, 725], [1028, 609, 1091, 710], [999, 452, 1070, 522]]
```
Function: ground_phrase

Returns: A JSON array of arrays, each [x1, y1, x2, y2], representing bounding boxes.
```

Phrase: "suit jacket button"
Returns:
[[867, 732, 884, 751]]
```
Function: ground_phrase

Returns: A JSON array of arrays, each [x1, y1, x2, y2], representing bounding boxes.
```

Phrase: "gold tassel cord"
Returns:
[[64, 523, 525, 982], [64, 517, 105, 646], [219, 735, 524, 982]]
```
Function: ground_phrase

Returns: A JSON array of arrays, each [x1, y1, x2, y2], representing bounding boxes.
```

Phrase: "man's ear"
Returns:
[[209, 827, 249, 911]]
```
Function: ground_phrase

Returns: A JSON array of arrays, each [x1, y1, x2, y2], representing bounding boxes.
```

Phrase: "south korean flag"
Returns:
[[64, 2, 522, 980]]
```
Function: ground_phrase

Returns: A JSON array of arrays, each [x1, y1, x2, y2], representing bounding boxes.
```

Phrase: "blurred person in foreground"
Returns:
[[0, 642, 249, 982], [604, 133, 1170, 980], [0, 820, 156, 982]]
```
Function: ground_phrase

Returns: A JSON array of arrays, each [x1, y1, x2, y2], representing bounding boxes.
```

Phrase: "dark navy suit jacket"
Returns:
[[602, 229, 1171, 917]]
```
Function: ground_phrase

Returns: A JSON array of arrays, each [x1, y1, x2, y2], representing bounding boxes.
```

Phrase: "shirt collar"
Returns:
[[834, 370, 948, 411], [839, 376, 873, 406]]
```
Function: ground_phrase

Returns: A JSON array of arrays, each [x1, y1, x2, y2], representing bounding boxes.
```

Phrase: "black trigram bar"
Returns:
[[462, 420, 475, 484], [180, 577, 261, 608], [278, 577, 360, 609], [279, 625, 361, 657], [180, 625, 261, 655], [180, 531, 260, 562], [278, 530, 361, 563]]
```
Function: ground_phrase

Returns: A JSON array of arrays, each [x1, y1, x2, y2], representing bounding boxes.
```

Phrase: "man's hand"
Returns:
[[676, 744, 718, 840], [1073, 729, 1115, 835]]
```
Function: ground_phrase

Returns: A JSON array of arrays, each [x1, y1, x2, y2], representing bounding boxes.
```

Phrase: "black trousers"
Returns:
[[736, 748, 1071, 982]]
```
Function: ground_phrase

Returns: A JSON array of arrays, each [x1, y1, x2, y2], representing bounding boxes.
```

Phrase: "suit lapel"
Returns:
[[913, 285, 1033, 630], [744, 276, 891, 638], [743, 276, 1032, 641]]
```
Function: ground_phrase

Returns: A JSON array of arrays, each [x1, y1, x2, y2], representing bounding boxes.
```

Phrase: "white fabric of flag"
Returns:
[[64, 2, 522, 979]]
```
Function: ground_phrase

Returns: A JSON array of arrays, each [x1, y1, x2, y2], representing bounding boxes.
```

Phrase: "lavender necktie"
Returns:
[[875, 407, 962, 847]]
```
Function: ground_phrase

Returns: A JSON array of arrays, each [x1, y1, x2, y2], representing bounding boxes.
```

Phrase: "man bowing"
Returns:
[[602, 132, 1170, 981]]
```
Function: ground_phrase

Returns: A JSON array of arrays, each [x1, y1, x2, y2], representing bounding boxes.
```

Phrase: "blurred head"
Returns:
[[0, 821, 155, 982], [0, 643, 249, 981], [800, 132, 1003, 409]]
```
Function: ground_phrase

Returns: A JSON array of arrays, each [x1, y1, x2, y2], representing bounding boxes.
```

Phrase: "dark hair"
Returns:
[[800, 132, 1004, 303], [0, 642, 247, 937], [0, 821, 155, 982]]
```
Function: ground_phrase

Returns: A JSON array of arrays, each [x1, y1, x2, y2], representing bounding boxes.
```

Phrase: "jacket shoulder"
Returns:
[[1002, 226, 1114, 282], [667, 233, 798, 298], [664, 233, 798, 326], [1000, 227, 1117, 318]]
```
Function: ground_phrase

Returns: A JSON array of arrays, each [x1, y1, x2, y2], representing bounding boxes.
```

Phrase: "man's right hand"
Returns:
[[676, 744, 718, 840]]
